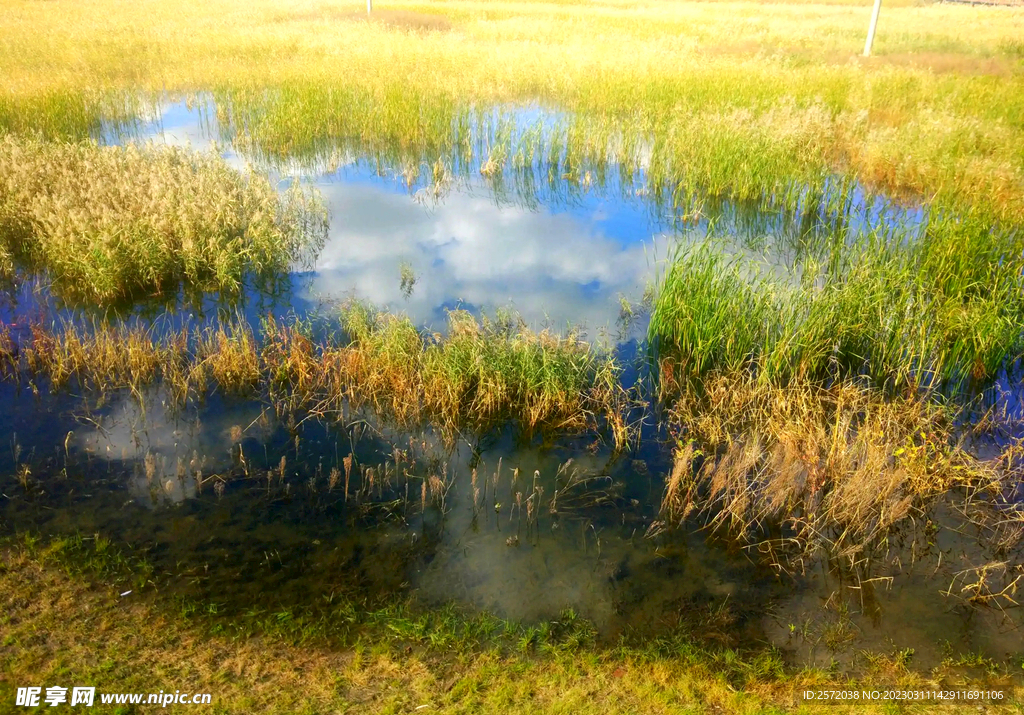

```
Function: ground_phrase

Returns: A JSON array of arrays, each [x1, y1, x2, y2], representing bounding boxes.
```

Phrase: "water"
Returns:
[[1, 96, 1021, 673], [2, 379, 1020, 668]]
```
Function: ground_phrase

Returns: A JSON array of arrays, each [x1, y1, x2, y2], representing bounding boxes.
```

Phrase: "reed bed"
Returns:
[[293, 305, 628, 443], [1, 0, 1022, 222], [0, 135, 327, 304], [11, 305, 628, 446], [648, 217, 1024, 563]]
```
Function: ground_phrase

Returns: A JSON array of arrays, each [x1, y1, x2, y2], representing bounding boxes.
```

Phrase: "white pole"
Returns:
[[863, 0, 882, 57], [367, 0, 372, 13]]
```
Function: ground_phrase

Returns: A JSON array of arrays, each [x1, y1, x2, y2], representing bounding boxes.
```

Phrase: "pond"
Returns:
[[0, 96, 1020, 674]]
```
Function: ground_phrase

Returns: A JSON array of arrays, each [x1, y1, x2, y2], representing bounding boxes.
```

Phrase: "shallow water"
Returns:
[[87, 97, 927, 332], [1, 379, 1020, 669], [1, 96, 1021, 673]]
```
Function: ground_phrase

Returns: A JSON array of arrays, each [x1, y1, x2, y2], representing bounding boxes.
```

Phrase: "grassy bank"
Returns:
[[0, 0, 1021, 222], [0, 136, 327, 304], [2, 538, 1021, 714]]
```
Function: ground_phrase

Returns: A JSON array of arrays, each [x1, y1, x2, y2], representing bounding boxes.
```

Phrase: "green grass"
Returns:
[[3, 534, 1021, 714], [650, 212, 1024, 393], [339, 304, 626, 440], [1, 0, 1022, 221], [0, 135, 327, 304], [9, 304, 628, 446]]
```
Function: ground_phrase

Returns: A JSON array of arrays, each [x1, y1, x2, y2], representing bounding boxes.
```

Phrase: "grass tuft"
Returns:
[[0, 135, 327, 304]]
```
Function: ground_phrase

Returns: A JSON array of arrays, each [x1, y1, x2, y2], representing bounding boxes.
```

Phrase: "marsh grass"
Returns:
[[650, 214, 1024, 394], [0, 135, 327, 304], [319, 305, 630, 445], [1, 0, 1023, 223], [10, 304, 629, 447], [648, 217, 1023, 561], [657, 371, 1002, 565], [25, 320, 163, 393]]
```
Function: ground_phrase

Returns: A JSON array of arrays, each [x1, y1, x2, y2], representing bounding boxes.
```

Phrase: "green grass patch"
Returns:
[[0, 135, 327, 304]]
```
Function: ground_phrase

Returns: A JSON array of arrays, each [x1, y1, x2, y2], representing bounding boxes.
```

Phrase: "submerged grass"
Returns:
[[0, 135, 327, 304]]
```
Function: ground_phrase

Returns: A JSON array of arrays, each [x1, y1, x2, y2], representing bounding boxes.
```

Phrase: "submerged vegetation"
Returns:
[[0, 136, 327, 304]]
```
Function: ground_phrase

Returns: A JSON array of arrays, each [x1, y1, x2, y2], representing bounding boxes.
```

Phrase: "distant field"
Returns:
[[1, 0, 1022, 221]]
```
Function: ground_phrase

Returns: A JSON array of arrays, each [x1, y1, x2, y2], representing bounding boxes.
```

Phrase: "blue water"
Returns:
[[0, 95, 1021, 673]]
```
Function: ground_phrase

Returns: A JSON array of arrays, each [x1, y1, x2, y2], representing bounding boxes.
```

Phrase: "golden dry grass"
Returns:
[[0, 136, 327, 303], [658, 371, 1009, 564], [12, 306, 629, 446]]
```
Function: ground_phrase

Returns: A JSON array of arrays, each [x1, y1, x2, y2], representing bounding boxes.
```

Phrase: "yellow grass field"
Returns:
[[1, 0, 1023, 218]]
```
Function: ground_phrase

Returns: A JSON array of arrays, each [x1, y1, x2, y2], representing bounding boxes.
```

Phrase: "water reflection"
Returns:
[[308, 180, 655, 333], [2, 384, 1020, 670], [2, 95, 1019, 675], [90, 96, 927, 339]]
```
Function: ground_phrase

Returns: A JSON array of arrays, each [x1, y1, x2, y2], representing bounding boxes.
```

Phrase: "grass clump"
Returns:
[[0, 135, 327, 304], [7, 305, 628, 447], [421, 309, 621, 437], [659, 372, 996, 562], [651, 216, 1024, 394], [647, 244, 775, 379], [311, 304, 628, 444], [0, 240, 12, 280], [199, 322, 262, 395], [649, 222, 1023, 562], [24, 320, 164, 392]]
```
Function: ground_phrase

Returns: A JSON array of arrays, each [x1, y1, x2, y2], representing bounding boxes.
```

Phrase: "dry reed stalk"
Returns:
[[343, 454, 353, 503], [660, 371, 996, 563]]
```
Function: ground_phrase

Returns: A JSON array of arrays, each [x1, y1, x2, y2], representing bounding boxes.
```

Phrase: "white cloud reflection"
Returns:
[[304, 179, 662, 337], [113, 99, 666, 337]]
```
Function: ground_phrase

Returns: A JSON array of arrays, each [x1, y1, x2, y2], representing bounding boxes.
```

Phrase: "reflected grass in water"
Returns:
[[0, 135, 327, 304]]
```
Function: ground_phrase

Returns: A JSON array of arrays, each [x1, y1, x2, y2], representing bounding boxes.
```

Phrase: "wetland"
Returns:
[[2, 1, 1024, 711]]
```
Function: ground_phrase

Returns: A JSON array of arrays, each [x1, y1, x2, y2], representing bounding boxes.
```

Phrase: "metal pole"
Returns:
[[863, 0, 882, 57], [367, 0, 372, 13]]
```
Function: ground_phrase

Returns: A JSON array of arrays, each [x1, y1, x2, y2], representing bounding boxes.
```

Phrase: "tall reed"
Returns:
[[650, 215, 1024, 394], [5, 304, 629, 447]]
